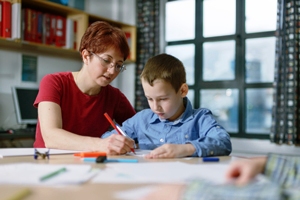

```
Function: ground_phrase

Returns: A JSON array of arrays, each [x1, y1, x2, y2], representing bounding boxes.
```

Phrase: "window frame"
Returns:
[[165, 0, 276, 139]]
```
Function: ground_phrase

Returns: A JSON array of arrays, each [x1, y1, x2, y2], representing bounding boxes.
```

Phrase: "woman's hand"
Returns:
[[144, 143, 195, 159], [225, 157, 267, 186]]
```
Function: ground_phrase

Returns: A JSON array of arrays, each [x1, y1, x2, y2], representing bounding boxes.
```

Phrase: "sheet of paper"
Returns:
[[126, 149, 152, 157], [0, 148, 81, 157], [92, 161, 230, 184], [0, 163, 98, 186]]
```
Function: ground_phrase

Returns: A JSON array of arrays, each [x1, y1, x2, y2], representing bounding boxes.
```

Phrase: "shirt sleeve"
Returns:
[[187, 109, 232, 157], [264, 153, 300, 188]]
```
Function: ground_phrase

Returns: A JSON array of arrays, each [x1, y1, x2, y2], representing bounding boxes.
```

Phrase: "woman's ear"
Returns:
[[81, 49, 90, 64], [180, 83, 189, 97]]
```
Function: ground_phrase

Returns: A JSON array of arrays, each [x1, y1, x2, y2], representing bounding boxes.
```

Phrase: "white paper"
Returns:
[[126, 149, 152, 157], [0, 148, 81, 157], [92, 161, 230, 184], [0, 163, 98, 186]]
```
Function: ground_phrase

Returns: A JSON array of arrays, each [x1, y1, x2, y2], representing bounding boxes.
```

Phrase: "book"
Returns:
[[36, 11, 43, 43], [125, 32, 131, 59], [0, 2, 2, 37], [73, 20, 77, 50], [23, 8, 32, 42], [55, 15, 66, 47], [44, 13, 57, 45], [30, 9, 37, 42], [11, 0, 21, 39], [1, 0, 12, 38], [65, 18, 74, 49]]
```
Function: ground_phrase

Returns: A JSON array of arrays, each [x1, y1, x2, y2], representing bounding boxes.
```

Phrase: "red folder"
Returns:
[[0, 2, 3, 37], [2, 0, 12, 38], [55, 15, 66, 47], [23, 8, 32, 42]]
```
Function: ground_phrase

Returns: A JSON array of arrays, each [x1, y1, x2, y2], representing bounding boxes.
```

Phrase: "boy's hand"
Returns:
[[144, 143, 195, 159]]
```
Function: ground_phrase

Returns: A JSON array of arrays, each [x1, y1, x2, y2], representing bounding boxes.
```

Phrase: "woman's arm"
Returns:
[[38, 101, 134, 154]]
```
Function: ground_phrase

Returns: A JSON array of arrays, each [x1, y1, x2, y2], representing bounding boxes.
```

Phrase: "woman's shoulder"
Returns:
[[43, 71, 72, 79], [41, 72, 73, 84]]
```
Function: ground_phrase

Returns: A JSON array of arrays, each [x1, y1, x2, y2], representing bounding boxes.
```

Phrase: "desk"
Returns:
[[0, 154, 232, 200]]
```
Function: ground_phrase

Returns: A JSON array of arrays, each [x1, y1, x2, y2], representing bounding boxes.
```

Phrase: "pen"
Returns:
[[74, 152, 107, 158], [40, 167, 67, 181], [116, 125, 137, 149], [83, 156, 138, 163], [104, 113, 136, 154], [202, 157, 219, 162]]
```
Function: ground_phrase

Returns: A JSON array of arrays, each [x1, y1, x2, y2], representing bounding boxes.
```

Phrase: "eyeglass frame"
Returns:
[[89, 51, 126, 73]]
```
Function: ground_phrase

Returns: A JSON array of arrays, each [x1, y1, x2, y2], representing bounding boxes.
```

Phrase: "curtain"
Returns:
[[271, 0, 300, 145], [134, 0, 161, 111]]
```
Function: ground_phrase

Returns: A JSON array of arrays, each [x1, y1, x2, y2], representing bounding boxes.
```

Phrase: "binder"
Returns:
[[55, 15, 66, 47], [0, 2, 3, 37], [1, 0, 12, 38], [11, 0, 21, 39]]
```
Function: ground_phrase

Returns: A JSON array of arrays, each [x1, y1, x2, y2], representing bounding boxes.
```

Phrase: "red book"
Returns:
[[73, 20, 77, 50], [0, 2, 3, 37], [30, 9, 37, 42], [125, 32, 131, 59], [23, 8, 32, 42], [43, 13, 51, 44], [1, 0, 12, 38], [55, 15, 66, 47], [36, 11, 43, 43]]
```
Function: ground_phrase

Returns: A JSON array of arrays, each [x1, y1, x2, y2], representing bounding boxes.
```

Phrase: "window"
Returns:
[[165, 0, 277, 139]]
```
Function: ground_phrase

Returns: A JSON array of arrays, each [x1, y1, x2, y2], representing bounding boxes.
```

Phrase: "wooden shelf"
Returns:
[[2, 0, 136, 62], [0, 38, 82, 60]]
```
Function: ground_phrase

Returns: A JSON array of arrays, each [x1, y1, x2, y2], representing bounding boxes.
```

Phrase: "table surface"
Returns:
[[0, 153, 233, 200]]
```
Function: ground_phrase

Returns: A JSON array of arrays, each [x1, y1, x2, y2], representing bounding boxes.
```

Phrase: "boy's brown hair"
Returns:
[[140, 53, 186, 92]]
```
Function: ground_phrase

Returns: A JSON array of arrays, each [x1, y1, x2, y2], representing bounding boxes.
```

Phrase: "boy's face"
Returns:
[[141, 78, 187, 121]]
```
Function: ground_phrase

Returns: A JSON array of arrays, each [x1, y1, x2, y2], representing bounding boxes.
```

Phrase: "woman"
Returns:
[[33, 21, 136, 154]]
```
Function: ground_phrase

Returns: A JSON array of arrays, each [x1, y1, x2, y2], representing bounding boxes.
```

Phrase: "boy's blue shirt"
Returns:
[[102, 97, 232, 157]]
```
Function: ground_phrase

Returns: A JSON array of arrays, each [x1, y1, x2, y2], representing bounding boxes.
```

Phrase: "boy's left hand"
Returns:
[[144, 143, 195, 159]]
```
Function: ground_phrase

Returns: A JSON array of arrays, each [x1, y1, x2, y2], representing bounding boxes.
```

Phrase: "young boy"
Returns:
[[102, 53, 232, 158]]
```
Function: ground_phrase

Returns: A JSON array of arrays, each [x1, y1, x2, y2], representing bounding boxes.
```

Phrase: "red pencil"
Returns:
[[104, 113, 136, 154]]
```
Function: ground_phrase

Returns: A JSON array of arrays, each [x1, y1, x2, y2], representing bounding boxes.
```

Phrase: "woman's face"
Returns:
[[87, 48, 124, 87]]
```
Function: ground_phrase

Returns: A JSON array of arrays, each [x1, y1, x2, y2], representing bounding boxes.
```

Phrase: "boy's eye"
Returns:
[[116, 64, 122, 70]]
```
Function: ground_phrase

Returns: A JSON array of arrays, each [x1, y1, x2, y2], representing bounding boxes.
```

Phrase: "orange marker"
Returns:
[[104, 113, 136, 154], [74, 152, 107, 158]]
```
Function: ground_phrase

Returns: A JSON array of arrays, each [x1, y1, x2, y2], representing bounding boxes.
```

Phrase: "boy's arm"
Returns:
[[188, 109, 232, 157]]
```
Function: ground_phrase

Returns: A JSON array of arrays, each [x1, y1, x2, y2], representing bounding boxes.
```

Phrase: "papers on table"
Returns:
[[0, 148, 81, 157], [92, 161, 230, 184], [0, 163, 98, 186], [126, 149, 152, 157]]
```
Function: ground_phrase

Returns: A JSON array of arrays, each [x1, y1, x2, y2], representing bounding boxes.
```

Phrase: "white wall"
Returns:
[[85, 0, 136, 106], [0, 49, 82, 129]]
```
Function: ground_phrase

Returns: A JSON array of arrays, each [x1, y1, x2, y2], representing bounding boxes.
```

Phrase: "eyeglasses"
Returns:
[[90, 52, 126, 73]]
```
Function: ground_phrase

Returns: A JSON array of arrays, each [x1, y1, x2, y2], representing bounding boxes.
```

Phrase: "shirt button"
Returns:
[[216, 126, 220, 128], [160, 138, 164, 143], [210, 151, 214, 155], [185, 135, 189, 139]]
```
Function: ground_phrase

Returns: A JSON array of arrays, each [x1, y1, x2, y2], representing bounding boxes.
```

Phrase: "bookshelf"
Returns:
[[0, 0, 136, 62]]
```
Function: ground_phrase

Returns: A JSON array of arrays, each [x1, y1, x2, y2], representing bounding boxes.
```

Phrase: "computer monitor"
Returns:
[[11, 86, 39, 128]]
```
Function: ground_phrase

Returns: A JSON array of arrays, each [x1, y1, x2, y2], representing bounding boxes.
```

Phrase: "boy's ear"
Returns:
[[180, 83, 189, 97]]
